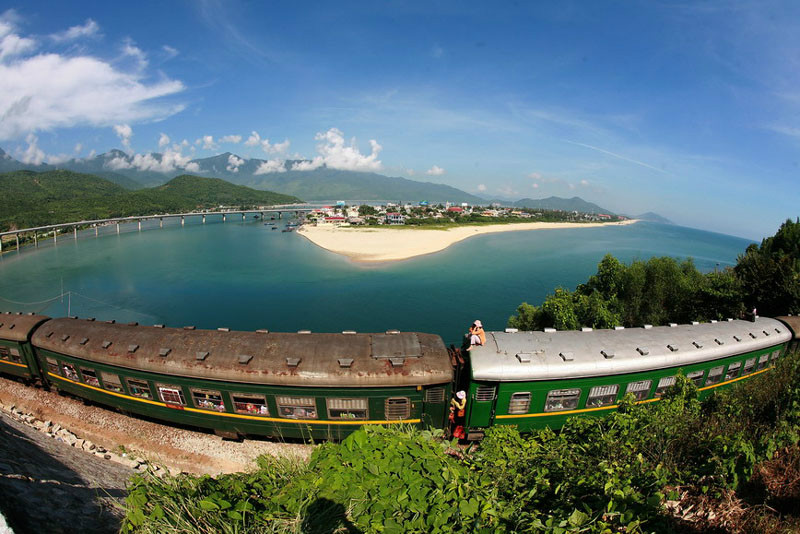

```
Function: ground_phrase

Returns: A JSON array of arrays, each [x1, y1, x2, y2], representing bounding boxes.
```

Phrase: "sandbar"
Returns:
[[297, 219, 639, 262]]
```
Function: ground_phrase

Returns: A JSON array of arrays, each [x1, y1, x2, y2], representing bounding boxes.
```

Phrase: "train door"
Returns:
[[467, 381, 497, 428]]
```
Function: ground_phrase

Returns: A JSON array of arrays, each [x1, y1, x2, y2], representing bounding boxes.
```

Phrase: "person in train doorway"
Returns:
[[450, 390, 467, 439], [466, 320, 485, 350]]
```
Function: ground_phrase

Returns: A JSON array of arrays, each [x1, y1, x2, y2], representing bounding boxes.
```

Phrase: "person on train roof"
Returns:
[[467, 320, 485, 349]]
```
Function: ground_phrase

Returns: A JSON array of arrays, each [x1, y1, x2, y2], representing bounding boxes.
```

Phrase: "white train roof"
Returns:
[[469, 317, 791, 382]]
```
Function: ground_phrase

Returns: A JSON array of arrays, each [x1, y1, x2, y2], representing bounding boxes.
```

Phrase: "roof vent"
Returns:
[[775, 328, 781, 334], [692, 341, 703, 348], [183, 326, 196, 330], [61, 334, 69, 342], [614, 326, 625, 330], [46, 331, 54, 338], [581, 327, 592, 332], [87, 317, 95, 322], [217, 327, 230, 332], [154, 324, 165, 328], [691, 321, 699, 325], [105, 320, 115, 324], [559, 351, 574, 361], [544, 327, 556, 333], [127, 322, 138, 326], [196, 351, 209, 361], [338, 358, 354, 368], [8, 324, 15, 330], [238, 354, 253, 365], [69, 316, 78, 319], [385, 329, 400, 335], [637, 347, 649, 355], [667, 344, 679, 352], [256, 329, 269, 334], [389, 357, 405, 367], [733, 335, 742, 342], [516, 352, 532, 363], [101, 340, 112, 349], [669, 323, 678, 328], [0, 323, 3, 328], [643, 324, 653, 329], [159, 348, 171, 357], [286, 357, 301, 367], [710, 320, 718, 324], [727, 318, 733, 322], [715, 338, 724, 345], [601, 349, 615, 359], [749, 332, 757, 339], [128, 344, 139, 353], [342, 330, 357, 335], [297, 330, 311, 334], [762, 330, 770, 336], [505, 328, 519, 333], [79, 337, 89, 345]]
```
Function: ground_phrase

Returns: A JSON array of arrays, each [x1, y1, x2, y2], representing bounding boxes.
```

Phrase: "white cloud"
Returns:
[[477, 184, 487, 192], [406, 168, 416, 176], [162, 45, 178, 59], [226, 154, 245, 173], [74, 142, 82, 154], [19, 133, 44, 164], [220, 134, 242, 144], [244, 130, 290, 154], [580, 179, 589, 186], [50, 19, 99, 42], [426, 165, 445, 176], [0, 15, 184, 141], [254, 159, 286, 174], [532, 183, 539, 189], [121, 38, 147, 71], [293, 128, 382, 172], [86, 149, 95, 159], [158, 133, 170, 148], [46, 152, 70, 165], [106, 146, 199, 174], [113, 124, 132, 149], [200, 135, 216, 150]]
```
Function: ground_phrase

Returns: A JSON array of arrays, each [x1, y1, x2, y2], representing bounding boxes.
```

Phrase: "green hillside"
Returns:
[[0, 171, 301, 232]]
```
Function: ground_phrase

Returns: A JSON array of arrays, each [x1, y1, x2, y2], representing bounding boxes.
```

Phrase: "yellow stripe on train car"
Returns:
[[47, 373, 420, 425]]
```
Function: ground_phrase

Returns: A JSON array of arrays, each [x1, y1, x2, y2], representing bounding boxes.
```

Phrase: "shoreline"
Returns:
[[297, 219, 639, 262]]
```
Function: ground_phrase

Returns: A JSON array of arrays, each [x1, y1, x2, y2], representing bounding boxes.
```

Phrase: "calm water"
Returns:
[[0, 219, 753, 344]]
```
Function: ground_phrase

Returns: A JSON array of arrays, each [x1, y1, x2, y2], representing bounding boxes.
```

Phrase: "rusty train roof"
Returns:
[[31, 318, 454, 387], [0, 312, 51, 342], [776, 316, 800, 339]]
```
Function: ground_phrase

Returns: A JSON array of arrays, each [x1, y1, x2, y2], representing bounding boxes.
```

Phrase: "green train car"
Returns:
[[0, 310, 798, 441], [461, 316, 795, 439]]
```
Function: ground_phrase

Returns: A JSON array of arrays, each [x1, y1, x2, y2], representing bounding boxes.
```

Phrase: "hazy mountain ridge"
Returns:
[[633, 212, 673, 224], [511, 196, 612, 214]]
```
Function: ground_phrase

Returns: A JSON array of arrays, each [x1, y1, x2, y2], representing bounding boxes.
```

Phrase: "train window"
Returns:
[[60, 363, 79, 381], [157, 384, 186, 406], [232, 393, 269, 416], [9, 347, 21, 363], [655, 376, 676, 397], [625, 380, 652, 401], [46, 357, 59, 375], [424, 387, 446, 403], [508, 392, 531, 414], [126, 378, 153, 399], [0, 346, 8, 359], [544, 389, 581, 412], [742, 358, 756, 375], [724, 362, 741, 381], [587, 385, 619, 407], [705, 366, 724, 386], [100, 372, 123, 393], [756, 354, 770, 371], [192, 389, 226, 412], [475, 385, 496, 402], [79, 368, 100, 387], [276, 396, 317, 419], [385, 397, 411, 420], [687, 370, 705, 387], [327, 398, 368, 420]]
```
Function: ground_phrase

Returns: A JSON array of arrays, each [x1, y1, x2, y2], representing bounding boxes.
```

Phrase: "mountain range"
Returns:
[[0, 146, 671, 222]]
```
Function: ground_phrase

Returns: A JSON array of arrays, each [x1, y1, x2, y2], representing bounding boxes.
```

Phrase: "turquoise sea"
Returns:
[[0, 218, 754, 344]]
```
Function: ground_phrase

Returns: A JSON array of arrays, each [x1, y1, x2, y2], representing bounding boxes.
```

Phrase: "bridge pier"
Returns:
[[278, 212, 282, 219], [15, 234, 19, 251], [160, 218, 163, 228], [116, 222, 120, 235], [223, 214, 227, 222], [73, 226, 77, 240], [242, 213, 246, 221], [33, 233, 37, 247], [181, 216, 185, 227], [138, 220, 142, 232], [94, 225, 98, 237], [53, 230, 57, 244], [202, 214, 206, 224]]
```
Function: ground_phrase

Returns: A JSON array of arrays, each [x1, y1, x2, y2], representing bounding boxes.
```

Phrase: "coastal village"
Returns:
[[304, 201, 628, 227]]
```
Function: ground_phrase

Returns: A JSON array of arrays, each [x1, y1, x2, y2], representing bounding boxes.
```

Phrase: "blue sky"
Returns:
[[1, 1, 798, 239]]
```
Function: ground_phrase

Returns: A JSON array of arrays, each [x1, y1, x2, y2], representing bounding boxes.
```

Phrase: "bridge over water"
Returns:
[[0, 205, 316, 253]]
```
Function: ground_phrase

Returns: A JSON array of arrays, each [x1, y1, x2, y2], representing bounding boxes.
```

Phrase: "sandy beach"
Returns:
[[297, 219, 639, 262]]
